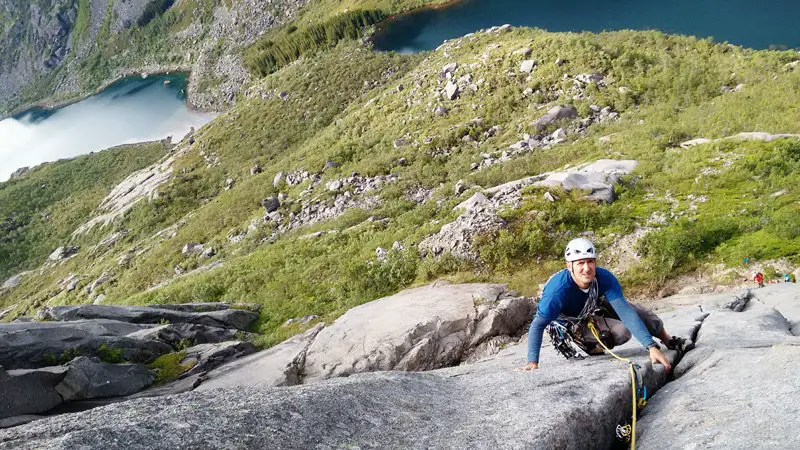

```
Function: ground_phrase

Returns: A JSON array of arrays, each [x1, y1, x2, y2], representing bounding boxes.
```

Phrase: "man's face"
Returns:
[[568, 258, 596, 289]]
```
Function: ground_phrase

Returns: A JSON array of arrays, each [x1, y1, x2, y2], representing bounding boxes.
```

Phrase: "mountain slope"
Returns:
[[2, 28, 799, 348]]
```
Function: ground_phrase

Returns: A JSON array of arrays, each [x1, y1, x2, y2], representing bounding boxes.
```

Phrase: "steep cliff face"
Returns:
[[0, 0, 311, 114], [0, 0, 154, 111], [0, 0, 76, 107]]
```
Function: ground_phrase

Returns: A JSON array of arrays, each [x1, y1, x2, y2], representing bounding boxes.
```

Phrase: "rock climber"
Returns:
[[519, 238, 694, 371]]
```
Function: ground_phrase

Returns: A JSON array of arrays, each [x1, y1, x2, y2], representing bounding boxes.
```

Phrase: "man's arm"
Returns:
[[600, 270, 655, 348], [524, 315, 550, 367], [606, 295, 655, 347], [606, 293, 672, 370]]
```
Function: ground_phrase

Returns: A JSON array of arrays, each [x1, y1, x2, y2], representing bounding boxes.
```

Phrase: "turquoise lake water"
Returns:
[[373, 0, 800, 52], [0, 74, 213, 182]]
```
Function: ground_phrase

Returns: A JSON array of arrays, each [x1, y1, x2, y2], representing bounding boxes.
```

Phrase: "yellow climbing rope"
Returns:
[[587, 321, 641, 450]]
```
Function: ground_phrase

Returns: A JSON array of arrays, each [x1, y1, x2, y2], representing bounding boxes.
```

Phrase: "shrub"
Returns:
[[97, 344, 126, 363], [767, 205, 800, 240], [148, 351, 195, 384], [638, 218, 739, 279]]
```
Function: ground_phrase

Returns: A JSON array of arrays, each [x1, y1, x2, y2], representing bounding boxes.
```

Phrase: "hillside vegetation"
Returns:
[[2, 0, 448, 115], [2, 27, 799, 349], [0, 142, 169, 280]]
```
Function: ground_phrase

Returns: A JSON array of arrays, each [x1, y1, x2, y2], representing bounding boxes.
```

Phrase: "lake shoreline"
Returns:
[[1, 65, 200, 122], [371, 0, 800, 53], [373, 0, 466, 40]]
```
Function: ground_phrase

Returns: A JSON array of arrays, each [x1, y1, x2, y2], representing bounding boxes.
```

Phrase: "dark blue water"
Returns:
[[1, 74, 213, 181], [373, 0, 800, 52]]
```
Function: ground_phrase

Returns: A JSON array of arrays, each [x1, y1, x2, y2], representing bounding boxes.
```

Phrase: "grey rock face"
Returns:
[[74, 152, 177, 234], [638, 284, 800, 449], [177, 341, 256, 379], [37, 305, 258, 330], [6, 286, 797, 448], [54, 357, 153, 401], [0, 365, 67, 420], [302, 283, 534, 382], [123, 323, 242, 348], [198, 324, 323, 390], [0, 319, 677, 450], [7, 166, 30, 179], [0, 320, 171, 370]]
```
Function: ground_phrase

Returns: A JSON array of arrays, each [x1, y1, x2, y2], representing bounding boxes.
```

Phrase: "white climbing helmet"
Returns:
[[564, 238, 597, 262]]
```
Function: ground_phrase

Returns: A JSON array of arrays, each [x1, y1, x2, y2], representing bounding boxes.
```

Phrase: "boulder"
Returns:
[[197, 324, 324, 391], [302, 283, 534, 382], [445, 81, 459, 100], [455, 192, 492, 211], [532, 159, 639, 203], [47, 246, 78, 261], [0, 366, 67, 420], [0, 320, 172, 370], [284, 315, 319, 326], [453, 180, 467, 196], [679, 137, 713, 148], [37, 305, 259, 330], [575, 73, 605, 85], [55, 357, 153, 401], [323, 160, 340, 171], [260, 196, 280, 213], [440, 62, 458, 77], [531, 105, 578, 130], [271, 173, 286, 190], [85, 271, 110, 294], [519, 59, 536, 73]]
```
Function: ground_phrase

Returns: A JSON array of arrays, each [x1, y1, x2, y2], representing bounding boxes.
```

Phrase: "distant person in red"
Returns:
[[754, 272, 764, 288]]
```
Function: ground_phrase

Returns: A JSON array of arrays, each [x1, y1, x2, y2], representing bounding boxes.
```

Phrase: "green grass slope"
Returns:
[[2, 29, 799, 349], [0, 142, 170, 281]]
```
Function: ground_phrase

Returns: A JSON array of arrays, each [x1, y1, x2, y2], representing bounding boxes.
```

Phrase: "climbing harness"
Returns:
[[587, 321, 648, 450], [547, 277, 600, 359]]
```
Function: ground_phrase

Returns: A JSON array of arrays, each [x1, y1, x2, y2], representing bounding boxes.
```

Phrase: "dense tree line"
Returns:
[[244, 10, 386, 77]]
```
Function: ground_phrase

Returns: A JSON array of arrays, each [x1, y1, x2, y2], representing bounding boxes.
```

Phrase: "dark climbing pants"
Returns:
[[578, 303, 664, 348]]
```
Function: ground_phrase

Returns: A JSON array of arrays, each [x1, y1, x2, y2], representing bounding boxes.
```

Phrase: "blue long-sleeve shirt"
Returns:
[[527, 267, 655, 363]]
